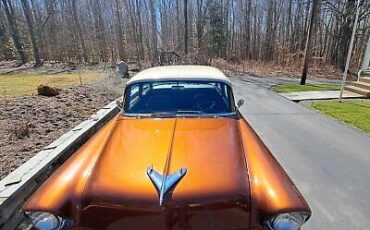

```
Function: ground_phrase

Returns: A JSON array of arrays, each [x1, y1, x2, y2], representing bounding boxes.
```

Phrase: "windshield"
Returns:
[[123, 81, 235, 116]]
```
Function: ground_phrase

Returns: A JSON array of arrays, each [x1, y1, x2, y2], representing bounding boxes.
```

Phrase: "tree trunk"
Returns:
[[337, 0, 356, 70], [301, 0, 321, 85], [1, 0, 27, 64], [71, 0, 88, 62], [287, 0, 293, 50], [264, 0, 274, 61], [184, 0, 188, 55], [149, 0, 159, 64], [114, 0, 125, 61], [196, 0, 204, 53], [244, 0, 251, 59], [0, 10, 13, 60], [135, 0, 145, 60], [44, 0, 58, 60], [21, 0, 41, 67]]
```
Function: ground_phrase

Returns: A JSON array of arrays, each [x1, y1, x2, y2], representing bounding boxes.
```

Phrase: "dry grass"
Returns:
[[211, 58, 347, 80], [12, 121, 30, 140], [0, 72, 103, 99]]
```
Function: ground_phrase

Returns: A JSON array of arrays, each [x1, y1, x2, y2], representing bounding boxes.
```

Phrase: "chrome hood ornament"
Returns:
[[147, 166, 187, 205]]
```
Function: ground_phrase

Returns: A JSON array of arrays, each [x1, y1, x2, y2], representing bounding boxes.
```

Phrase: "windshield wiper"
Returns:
[[150, 112, 177, 118], [176, 110, 203, 114], [150, 111, 203, 118]]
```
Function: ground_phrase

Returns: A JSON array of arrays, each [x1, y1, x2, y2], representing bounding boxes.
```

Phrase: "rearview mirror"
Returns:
[[237, 99, 244, 108], [116, 99, 123, 110]]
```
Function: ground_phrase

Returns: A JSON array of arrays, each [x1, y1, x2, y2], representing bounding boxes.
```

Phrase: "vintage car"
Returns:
[[23, 66, 311, 230]]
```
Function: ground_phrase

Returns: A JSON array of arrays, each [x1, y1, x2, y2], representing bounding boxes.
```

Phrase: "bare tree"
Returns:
[[196, 0, 206, 54], [0, 0, 369, 71], [71, 0, 89, 62], [1, 0, 27, 64], [21, 0, 41, 67], [114, 0, 125, 61], [338, 0, 357, 70], [184, 0, 188, 55], [92, 0, 107, 62], [301, 0, 321, 85], [0, 6, 13, 60], [149, 0, 159, 64], [135, 0, 145, 60]]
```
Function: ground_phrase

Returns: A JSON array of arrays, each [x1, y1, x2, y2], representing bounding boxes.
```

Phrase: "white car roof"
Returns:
[[127, 65, 231, 86]]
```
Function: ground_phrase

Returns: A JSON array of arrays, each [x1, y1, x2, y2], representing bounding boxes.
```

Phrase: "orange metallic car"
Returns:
[[23, 66, 311, 230]]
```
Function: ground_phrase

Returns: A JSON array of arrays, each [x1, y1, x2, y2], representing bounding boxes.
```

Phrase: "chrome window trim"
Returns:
[[122, 80, 237, 116], [126, 77, 232, 88], [120, 111, 238, 118]]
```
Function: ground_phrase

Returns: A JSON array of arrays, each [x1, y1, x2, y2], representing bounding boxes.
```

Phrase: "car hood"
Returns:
[[23, 116, 252, 229], [82, 117, 250, 209]]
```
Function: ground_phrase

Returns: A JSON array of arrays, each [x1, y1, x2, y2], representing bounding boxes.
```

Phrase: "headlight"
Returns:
[[25, 212, 68, 230], [265, 212, 309, 230]]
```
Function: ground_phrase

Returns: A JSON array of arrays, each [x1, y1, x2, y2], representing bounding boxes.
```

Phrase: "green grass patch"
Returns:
[[311, 101, 370, 134], [273, 84, 341, 93], [0, 72, 102, 99]]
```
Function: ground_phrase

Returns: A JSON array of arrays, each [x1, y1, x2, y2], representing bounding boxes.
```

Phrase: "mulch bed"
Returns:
[[0, 77, 124, 180]]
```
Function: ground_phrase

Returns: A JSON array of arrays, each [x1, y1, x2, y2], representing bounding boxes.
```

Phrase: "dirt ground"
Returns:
[[0, 71, 124, 180]]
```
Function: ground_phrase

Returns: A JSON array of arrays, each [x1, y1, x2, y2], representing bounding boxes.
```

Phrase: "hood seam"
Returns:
[[78, 117, 120, 212]]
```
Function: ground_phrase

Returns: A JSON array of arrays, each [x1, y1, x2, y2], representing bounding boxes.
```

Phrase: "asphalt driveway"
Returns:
[[232, 76, 370, 229]]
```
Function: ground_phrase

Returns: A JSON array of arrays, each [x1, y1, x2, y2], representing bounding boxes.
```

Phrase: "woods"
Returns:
[[0, 0, 369, 70]]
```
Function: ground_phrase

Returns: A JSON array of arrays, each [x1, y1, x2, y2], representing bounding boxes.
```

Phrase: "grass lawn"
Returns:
[[273, 83, 341, 93], [311, 101, 370, 134], [0, 72, 102, 99]]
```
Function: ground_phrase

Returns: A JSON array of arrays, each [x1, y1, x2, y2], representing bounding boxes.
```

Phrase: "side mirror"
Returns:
[[237, 99, 244, 108], [116, 99, 123, 110]]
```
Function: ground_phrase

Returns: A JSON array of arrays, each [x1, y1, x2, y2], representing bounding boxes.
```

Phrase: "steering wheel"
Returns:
[[194, 94, 217, 112]]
